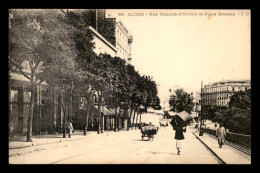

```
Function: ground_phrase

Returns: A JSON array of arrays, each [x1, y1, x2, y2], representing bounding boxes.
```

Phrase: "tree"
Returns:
[[9, 9, 71, 141], [125, 65, 143, 128], [64, 10, 96, 135], [169, 88, 194, 114], [90, 53, 114, 134], [110, 57, 128, 131], [36, 10, 78, 138], [229, 89, 251, 110]]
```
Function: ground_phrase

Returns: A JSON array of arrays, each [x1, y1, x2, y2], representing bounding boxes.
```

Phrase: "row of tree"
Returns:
[[9, 9, 160, 142], [202, 89, 251, 135]]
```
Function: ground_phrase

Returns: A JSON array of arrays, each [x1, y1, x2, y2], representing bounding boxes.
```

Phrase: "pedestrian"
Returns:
[[195, 122, 199, 133], [68, 120, 74, 138], [216, 123, 226, 148], [173, 118, 186, 155]]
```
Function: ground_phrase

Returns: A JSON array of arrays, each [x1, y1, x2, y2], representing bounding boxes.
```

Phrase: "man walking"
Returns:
[[173, 119, 186, 155], [216, 123, 226, 148]]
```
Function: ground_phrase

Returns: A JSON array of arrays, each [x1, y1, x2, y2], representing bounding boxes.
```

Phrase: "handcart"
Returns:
[[141, 125, 157, 141]]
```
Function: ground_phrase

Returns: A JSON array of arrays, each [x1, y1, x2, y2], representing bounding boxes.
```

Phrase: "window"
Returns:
[[11, 90, 18, 102], [23, 91, 31, 103]]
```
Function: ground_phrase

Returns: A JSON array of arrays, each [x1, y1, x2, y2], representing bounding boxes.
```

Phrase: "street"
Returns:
[[9, 125, 220, 164]]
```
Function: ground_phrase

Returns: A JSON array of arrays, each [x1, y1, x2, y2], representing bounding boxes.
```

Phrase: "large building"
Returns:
[[115, 20, 133, 64], [201, 79, 251, 107]]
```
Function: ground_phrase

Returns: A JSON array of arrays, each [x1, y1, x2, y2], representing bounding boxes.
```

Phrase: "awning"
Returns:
[[106, 107, 129, 118], [93, 106, 114, 116]]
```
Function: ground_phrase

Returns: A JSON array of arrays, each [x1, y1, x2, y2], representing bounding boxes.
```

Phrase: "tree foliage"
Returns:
[[203, 89, 251, 135], [169, 89, 194, 114]]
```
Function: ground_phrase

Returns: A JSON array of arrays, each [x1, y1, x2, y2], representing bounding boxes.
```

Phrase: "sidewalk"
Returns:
[[9, 129, 128, 150], [193, 129, 251, 164]]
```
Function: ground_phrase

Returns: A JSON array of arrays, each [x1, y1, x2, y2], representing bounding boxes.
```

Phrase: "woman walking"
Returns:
[[173, 119, 186, 155]]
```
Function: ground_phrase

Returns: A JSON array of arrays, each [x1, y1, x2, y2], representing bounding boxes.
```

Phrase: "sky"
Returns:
[[107, 9, 251, 92]]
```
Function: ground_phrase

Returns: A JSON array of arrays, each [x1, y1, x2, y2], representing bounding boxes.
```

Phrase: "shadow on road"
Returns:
[[150, 151, 177, 155], [133, 139, 154, 142]]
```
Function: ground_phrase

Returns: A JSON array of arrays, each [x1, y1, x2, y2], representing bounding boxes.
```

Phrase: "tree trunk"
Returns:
[[114, 105, 117, 132], [118, 107, 121, 132], [38, 84, 42, 135], [131, 107, 136, 128], [97, 93, 101, 134], [62, 89, 67, 138], [84, 93, 92, 135], [26, 84, 36, 142], [69, 87, 73, 122], [135, 111, 139, 130], [127, 108, 133, 131], [101, 113, 104, 133], [139, 112, 142, 124], [62, 103, 66, 138]]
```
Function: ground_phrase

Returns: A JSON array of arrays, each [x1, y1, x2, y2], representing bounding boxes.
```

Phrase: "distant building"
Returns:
[[157, 84, 180, 110], [115, 20, 133, 64], [201, 79, 251, 107]]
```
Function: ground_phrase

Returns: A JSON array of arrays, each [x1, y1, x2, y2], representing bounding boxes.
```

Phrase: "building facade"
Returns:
[[201, 79, 251, 107], [89, 25, 117, 57], [115, 20, 133, 64]]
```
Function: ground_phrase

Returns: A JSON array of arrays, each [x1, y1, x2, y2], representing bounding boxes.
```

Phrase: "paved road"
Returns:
[[9, 126, 220, 164]]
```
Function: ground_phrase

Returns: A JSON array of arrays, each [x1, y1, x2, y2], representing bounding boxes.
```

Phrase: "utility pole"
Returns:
[[200, 81, 203, 136]]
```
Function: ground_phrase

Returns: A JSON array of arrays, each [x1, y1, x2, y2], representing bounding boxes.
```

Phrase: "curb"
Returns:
[[193, 132, 226, 164]]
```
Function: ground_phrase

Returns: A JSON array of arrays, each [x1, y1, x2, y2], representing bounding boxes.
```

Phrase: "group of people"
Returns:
[[172, 120, 226, 155]]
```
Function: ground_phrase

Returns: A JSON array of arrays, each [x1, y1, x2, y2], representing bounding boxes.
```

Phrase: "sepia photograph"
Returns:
[[8, 9, 251, 164]]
